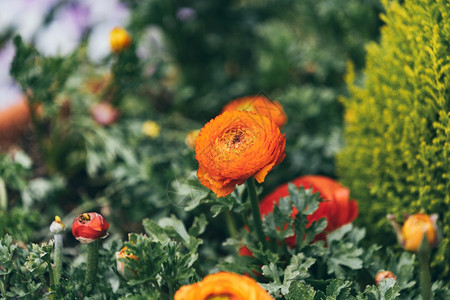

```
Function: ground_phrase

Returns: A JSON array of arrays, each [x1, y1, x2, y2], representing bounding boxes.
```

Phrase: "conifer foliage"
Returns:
[[338, 0, 449, 282]]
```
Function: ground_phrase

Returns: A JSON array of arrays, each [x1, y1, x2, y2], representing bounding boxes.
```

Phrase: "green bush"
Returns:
[[337, 0, 449, 282]]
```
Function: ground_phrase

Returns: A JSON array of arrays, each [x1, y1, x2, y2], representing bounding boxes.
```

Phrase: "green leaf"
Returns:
[[325, 279, 352, 300], [286, 281, 316, 300], [360, 278, 400, 300]]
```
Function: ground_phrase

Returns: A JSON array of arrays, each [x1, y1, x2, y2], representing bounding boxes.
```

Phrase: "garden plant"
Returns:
[[0, 0, 448, 299]]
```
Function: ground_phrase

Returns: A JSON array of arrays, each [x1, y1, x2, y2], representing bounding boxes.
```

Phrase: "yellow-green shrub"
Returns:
[[337, 0, 449, 282]]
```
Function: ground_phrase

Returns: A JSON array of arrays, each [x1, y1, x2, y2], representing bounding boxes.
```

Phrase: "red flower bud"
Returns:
[[375, 270, 397, 285], [72, 212, 109, 244]]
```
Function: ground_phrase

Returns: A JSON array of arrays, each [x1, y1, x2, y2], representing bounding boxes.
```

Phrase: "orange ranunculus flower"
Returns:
[[174, 272, 273, 300], [259, 175, 358, 246], [375, 270, 396, 285], [222, 95, 287, 128], [195, 111, 286, 197], [401, 213, 438, 252]]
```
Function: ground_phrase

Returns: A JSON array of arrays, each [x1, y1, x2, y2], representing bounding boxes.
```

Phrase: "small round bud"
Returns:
[[185, 129, 199, 149], [110, 27, 132, 53], [142, 121, 160, 138], [375, 270, 396, 285], [401, 213, 438, 252], [50, 216, 66, 234]]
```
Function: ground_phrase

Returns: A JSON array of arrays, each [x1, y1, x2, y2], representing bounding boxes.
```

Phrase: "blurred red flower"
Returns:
[[260, 175, 358, 246]]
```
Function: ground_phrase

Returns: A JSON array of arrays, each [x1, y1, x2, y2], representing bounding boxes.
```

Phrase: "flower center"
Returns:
[[220, 127, 252, 151], [79, 213, 91, 223]]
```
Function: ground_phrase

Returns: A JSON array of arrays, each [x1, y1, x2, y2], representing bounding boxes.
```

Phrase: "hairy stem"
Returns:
[[53, 234, 63, 285], [246, 178, 267, 250], [85, 240, 99, 288]]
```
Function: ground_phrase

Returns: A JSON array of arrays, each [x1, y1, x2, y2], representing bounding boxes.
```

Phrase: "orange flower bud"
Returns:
[[115, 246, 138, 279], [401, 213, 437, 252], [185, 129, 199, 149], [375, 270, 396, 285], [222, 95, 287, 128], [195, 111, 286, 197], [72, 212, 109, 244], [110, 27, 132, 53], [174, 272, 273, 300]]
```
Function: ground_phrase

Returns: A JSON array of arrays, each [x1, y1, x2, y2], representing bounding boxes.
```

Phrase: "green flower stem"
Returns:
[[225, 210, 238, 239], [85, 240, 99, 287], [246, 178, 267, 250], [53, 234, 63, 285], [0, 178, 7, 211], [418, 235, 432, 300]]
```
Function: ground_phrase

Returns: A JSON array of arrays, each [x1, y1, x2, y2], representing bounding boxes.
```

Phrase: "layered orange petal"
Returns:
[[174, 272, 273, 300], [222, 95, 287, 128], [195, 111, 286, 197]]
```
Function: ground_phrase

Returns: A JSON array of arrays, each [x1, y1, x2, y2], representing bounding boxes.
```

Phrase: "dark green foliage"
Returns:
[[337, 0, 450, 282]]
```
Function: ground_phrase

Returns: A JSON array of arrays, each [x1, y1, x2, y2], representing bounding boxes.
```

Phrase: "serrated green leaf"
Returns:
[[286, 281, 316, 300]]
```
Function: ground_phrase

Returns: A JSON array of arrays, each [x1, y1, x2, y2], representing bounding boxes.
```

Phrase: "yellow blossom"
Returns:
[[110, 27, 132, 53], [142, 121, 160, 138]]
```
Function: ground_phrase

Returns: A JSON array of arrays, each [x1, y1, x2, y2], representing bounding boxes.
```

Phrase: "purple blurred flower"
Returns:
[[0, 0, 60, 42], [176, 7, 196, 22], [35, 3, 91, 56]]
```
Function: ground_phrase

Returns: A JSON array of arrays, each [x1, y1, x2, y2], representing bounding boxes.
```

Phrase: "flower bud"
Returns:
[[50, 216, 66, 234], [142, 120, 160, 138], [375, 270, 396, 285], [401, 213, 438, 252], [72, 212, 109, 244], [110, 27, 132, 53], [91, 102, 120, 126], [185, 129, 199, 149], [115, 246, 138, 279]]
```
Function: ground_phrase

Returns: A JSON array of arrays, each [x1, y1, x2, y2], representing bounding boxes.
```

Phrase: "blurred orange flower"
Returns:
[[110, 27, 132, 53], [185, 129, 200, 149], [174, 272, 273, 300], [259, 175, 358, 246], [222, 95, 287, 128], [401, 213, 438, 252], [195, 111, 286, 197], [0, 98, 30, 149]]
